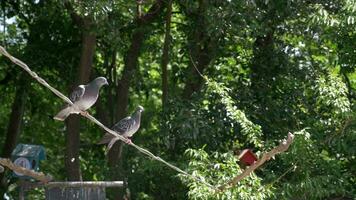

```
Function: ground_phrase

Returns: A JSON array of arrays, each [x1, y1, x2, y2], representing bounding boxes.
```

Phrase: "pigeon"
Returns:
[[99, 105, 144, 150], [54, 77, 108, 121]]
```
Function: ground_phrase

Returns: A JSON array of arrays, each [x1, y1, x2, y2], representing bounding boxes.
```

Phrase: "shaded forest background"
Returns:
[[0, 0, 355, 199]]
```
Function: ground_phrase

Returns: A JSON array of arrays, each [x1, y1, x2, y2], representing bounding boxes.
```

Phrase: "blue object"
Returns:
[[11, 143, 46, 179]]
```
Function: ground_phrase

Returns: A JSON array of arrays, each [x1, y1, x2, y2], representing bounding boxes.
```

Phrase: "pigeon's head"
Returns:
[[136, 105, 144, 113], [94, 77, 109, 87]]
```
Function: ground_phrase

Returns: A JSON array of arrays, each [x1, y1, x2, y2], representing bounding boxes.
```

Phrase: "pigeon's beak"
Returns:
[[104, 79, 109, 85]]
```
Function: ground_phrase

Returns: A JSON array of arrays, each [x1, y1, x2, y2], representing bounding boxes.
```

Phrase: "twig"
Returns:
[[264, 163, 297, 190], [0, 46, 215, 190], [189, 54, 205, 79], [82, 113, 214, 188], [324, 118, 354, 145], [217, 132, 295, 191], [0, 46, 294, 192], [0, 158, 52, 183]]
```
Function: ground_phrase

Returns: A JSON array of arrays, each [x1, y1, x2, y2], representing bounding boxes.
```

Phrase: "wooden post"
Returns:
[[19, 181, 25, 200], [14, 181, 124, 200]]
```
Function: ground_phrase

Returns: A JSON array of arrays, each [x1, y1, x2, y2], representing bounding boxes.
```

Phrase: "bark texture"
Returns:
[[0, 78, 27, 189], [65, 16, 96, 181]]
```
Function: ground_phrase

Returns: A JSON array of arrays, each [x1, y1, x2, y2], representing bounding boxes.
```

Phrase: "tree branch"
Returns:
[[0, 45, 215, 190], [217, 132, 295, 191], [0, 158, 52, 183], [139, 0, 163, 23], [0, 46, 295, 192], [63, 1, 83, 26]]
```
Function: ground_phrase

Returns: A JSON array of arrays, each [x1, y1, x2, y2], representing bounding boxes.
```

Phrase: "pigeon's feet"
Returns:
[[125, 138, 132, 145], [80, 110, 89, 116]]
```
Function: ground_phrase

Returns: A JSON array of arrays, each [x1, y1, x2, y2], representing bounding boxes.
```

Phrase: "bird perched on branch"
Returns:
[[99, 105, 144, 150], [54, 77, 108, 121]]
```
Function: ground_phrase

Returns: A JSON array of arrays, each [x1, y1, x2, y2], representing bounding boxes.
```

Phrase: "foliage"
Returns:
[[181, 148, 273, 200], [0, 0, 355, 199]]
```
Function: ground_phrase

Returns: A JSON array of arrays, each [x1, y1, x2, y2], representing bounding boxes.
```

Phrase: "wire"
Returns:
[[0, 45, 295, 192], [0, 46, 216, 190]]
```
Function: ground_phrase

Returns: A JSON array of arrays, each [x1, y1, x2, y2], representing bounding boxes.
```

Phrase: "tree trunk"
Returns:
[[65, 21, 96, 181], [182, 46, 215, 99], [65, 115, 82, 181], [0, 78, 27, 191], [107, 1, 164, 199], [182, 0, 216, 99], [116, 30, 145, 120], [161, 0, 172, 109], [107, 26, 145, 200]]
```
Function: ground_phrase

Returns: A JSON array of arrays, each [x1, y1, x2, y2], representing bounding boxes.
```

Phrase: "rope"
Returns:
[[0, 46, 216, 190]]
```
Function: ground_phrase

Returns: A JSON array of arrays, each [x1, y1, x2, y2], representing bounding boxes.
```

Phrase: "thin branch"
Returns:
[[81, 112, 215, 189], [0, 46, 295, 192], [139, 0, 163, 23], [189, 54, 205, 79], [0, 46, 215, 190], [265, 163, 297, 190], [217, 132, 295, 192], [63, 1, 83, 26], [324, 117, 355, 145], [0, 158, 52, 183]]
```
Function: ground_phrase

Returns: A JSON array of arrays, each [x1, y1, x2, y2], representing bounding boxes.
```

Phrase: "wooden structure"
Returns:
[[18, 181, 123, 200], [11, 144, 46, 178], [238, 149, 257, 166]]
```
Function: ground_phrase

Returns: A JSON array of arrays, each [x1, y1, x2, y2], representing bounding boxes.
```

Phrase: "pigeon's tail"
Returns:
[[98, 133, 120, 152], [98, 133, 115, 144], [54, 106, 72, 121]]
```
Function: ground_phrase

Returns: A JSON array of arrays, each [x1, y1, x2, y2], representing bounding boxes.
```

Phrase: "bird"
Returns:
[[98, 105, 144, 150], [54, 77, 108, 121]]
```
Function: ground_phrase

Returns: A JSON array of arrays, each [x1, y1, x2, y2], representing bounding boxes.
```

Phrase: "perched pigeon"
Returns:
[[99, 106, 144, 149], [54, 77, 108, 121]]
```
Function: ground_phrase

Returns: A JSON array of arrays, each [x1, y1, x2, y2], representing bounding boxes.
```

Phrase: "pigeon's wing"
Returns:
[[69, 85, 85, 102], [113, 116, 135, 134], [98, 117, 134, 145]]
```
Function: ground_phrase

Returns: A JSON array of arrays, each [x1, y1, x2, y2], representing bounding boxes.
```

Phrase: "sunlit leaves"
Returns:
[[313, 73, 351, 134], [206, 79, 263, 148], [181, 148, 273, 200]]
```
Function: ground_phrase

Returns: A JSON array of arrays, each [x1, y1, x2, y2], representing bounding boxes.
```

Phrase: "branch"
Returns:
[[0, 46, 295, 192], [63, 1, 83, 26], [0, 158, 52, 183], [0, 46, 215, 190], [139, 0, 163, 23], [217, 132, 295, 191]]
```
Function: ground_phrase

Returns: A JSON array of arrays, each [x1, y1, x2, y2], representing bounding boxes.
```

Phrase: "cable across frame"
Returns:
[[0, 46, 295, 192], [0, 46, 216, 190]]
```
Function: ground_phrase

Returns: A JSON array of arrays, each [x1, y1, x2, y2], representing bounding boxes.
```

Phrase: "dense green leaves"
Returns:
[[0, 0, 355, 199], [181, 148, 272, 200]]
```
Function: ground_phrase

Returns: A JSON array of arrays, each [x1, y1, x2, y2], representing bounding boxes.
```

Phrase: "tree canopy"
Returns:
[[0, 0, 355, 199]]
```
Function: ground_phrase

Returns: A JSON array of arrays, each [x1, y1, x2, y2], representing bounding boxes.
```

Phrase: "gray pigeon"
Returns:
[[99, 106, 144, 149], [54, 77, 108, 121]]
